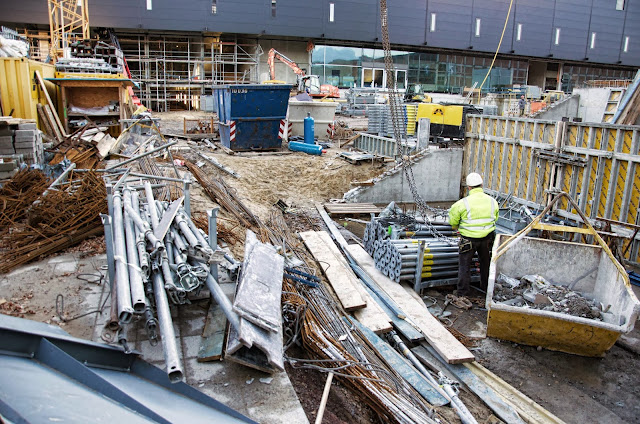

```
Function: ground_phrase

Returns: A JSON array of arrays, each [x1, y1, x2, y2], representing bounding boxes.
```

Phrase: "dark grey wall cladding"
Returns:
[[549, 0, 590, 61], [265, 0, 323, 38], [385, 0, 427, 46], [322, 0, 378, 42], [621, 0, 640, 66], [471, 0, 515, 53], [512, 0, 555, 58], [588, 3, 625, 64], [1, 0, 638, 67], [426, 0, 472, 50]]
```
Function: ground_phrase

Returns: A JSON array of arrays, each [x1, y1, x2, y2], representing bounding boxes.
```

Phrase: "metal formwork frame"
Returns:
[[464, 114, 640, 262]]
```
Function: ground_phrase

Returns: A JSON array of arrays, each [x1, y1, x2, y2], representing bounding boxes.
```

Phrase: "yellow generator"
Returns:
[[416, 103, 479, 140]]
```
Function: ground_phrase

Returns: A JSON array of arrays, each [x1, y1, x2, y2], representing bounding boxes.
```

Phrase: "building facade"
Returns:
[[4, 0, 637, 110]]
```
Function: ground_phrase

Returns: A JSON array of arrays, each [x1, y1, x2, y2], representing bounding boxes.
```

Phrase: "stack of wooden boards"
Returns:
[[301, 204, 568, 423]]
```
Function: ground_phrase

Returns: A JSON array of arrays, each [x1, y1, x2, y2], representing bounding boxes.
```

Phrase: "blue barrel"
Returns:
[[289, 141, 323, 155], [213, 84, 293, 151], [304, 112, 315, 144]]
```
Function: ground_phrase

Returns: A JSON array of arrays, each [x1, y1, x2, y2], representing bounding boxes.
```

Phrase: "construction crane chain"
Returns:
[[379, 0, 456, 245]]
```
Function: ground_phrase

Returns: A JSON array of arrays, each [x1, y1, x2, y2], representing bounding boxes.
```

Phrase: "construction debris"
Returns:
[[493, 273, 604, 320]]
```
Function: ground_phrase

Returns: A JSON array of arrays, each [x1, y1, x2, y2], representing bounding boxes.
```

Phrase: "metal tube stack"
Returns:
[[363, 217, 480, 286], [105, 181, 220, 383]]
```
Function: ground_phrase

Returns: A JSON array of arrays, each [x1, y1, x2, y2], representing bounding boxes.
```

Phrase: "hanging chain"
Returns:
[[379, 0, 456, 245]]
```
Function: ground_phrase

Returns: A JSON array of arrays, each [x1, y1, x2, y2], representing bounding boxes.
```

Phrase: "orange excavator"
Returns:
[[267, 48, 340, 98]]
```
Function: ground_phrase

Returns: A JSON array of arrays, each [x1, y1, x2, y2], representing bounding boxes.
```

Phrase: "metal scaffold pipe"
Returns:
[[151, 271, 183, 383], [112, 193, 134, 323], [124, 201, 164, 252], [144, 181, 160, 229], [123, 189, 146, 314]]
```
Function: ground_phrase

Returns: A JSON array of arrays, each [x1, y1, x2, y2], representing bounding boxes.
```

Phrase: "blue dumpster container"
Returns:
[[213, 84, 293, 151]]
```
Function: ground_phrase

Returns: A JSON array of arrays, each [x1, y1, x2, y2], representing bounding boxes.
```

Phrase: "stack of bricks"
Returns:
[[0, 118, 44, 171]]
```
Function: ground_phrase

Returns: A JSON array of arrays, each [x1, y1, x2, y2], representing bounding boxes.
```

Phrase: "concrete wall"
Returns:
[[534, 95, 580, 120], [345, 148, 463, 204], [573, 87, 611, 123]]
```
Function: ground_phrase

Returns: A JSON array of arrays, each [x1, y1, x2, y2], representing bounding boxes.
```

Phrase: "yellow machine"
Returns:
[[416, 102, 467, 140]]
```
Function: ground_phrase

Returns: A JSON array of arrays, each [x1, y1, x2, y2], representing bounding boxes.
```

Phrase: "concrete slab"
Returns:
[[54, 260, 79, 274]]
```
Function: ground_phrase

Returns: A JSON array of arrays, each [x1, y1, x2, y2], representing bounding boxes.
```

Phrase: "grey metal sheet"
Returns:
[[0, 355, 155, 424], [94, 368, 248, 424], [0, 314, 256, 424]]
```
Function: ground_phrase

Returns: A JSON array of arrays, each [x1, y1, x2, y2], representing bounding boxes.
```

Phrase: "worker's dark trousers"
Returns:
[[457, 231, 496, 297]]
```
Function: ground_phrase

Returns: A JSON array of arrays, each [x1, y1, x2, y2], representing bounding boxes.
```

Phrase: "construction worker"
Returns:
[[448, 173, 499, 298], [518, 95, 526, 116]]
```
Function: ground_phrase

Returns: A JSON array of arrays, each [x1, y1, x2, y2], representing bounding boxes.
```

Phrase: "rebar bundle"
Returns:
[[0, 171, 106, 273], [183, 159, 260, 229], [0, 169, 50, 229]]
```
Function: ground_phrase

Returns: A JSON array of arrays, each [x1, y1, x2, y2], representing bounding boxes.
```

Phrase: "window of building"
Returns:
[[624, 36, 630, 53], [516, 23, 522, 41], [146, 0, 152, 10], [430, 13, 436, 32], [590, 32, 596, 49], [211, 0, 217, 14], [475, 18, 481, 37], [616, 0, 625, 11], [271, 0, 276, 17], [329, 3, 335, 23], [555, 28, 561, 45]]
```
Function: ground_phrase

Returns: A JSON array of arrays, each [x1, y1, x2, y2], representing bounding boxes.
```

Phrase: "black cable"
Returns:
[[55, 271, 109, 322]]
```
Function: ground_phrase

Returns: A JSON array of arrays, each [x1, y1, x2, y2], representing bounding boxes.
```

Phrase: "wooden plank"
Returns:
[[300, 231, 366, 311], [352, 277, 392, 334], [361, 283, 424, 342], [197, 300, 227, 362], [36, 104, 55, 138], [350, 318, 448, 406], [35, 70, 66, 137], [346, 244, 475, 364], [324, 203, 381, 214], [44, 104, 64, 142], [412, 345, 526, 424]]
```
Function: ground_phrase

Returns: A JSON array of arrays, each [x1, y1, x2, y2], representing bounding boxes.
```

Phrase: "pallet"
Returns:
[[324, 202, 381, 215]]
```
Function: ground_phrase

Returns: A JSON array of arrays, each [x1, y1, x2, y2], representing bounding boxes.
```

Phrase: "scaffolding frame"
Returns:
[[212, 39, 263, 85], [117, 33, 261, 112], [47, 0, 90, 61]]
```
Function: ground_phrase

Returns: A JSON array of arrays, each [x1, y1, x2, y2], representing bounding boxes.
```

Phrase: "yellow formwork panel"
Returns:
[[598, 158, 613, 217], [487, 309, 621, 357], [613, 161, 628, 220], [0, 58, 56, 125]]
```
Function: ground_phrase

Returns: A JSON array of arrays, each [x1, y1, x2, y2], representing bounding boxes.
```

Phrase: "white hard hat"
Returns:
[[466, 173, 483, 187]]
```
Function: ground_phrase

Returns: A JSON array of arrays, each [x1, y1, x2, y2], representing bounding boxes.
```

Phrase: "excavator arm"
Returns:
[[267, 48, 306, 80]]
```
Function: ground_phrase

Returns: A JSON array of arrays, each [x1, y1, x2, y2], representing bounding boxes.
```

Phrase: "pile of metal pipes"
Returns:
[[103, 179, 221, 383], [363, 218, 479, 285]]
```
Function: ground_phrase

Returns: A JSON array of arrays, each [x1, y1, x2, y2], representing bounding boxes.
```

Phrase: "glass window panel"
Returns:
[[324, 46, 361, 66], [324, 65, 360, 88], [311, 65, 324, 81], [362, 48, 376, 67], [311, 46, 325, 64]]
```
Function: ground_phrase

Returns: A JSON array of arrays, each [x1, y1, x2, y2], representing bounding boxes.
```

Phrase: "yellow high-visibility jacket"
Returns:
[[448, 188, 499, 238]]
